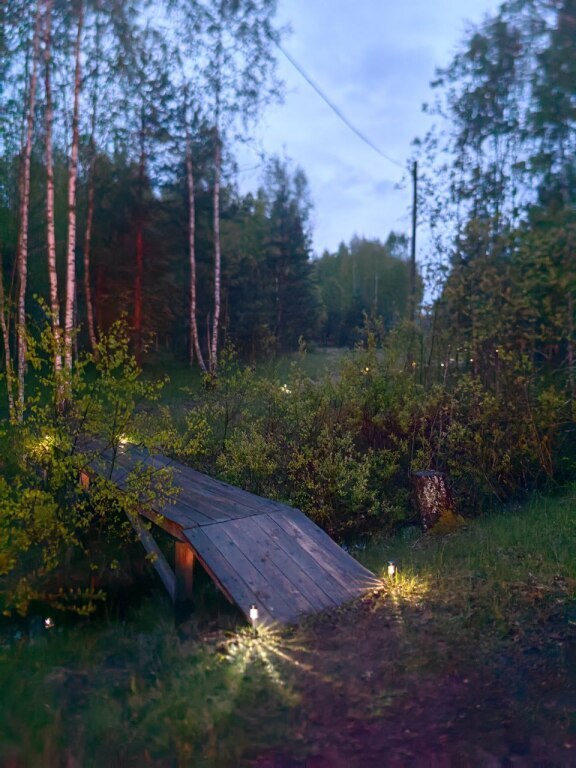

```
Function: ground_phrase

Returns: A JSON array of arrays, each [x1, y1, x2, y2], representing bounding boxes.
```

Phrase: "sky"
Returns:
[[237, 0, 503, 259]]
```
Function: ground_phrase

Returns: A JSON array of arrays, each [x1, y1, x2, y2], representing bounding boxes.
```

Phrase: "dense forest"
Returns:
[[2, 2, 576, 762], [1, 0, 576, 599], [0, 0, 413, 420]]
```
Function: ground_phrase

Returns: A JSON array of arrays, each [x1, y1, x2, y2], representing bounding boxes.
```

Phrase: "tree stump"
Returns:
[[411, 470, 457, 532]]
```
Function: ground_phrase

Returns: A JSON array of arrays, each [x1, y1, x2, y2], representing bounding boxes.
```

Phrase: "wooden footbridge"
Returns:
[[83, 440, 376, 626]]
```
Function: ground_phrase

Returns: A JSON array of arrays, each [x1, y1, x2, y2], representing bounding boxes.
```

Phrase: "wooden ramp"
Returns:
[[84, 441, 377, 625]]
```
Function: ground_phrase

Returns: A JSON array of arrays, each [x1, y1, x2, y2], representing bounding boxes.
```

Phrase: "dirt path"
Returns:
[[253, 590, 576, 767]]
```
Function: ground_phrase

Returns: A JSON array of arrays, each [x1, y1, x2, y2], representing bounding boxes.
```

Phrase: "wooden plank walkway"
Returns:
[[83, 440, 377, 625]]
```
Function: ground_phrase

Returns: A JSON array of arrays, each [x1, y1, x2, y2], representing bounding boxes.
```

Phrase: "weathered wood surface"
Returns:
[[411, 469, 456, 531], [83, 439, 376, 625]]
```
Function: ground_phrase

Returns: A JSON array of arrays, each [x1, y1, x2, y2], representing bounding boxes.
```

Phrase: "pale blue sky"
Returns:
[[238, 0, 503, 258]]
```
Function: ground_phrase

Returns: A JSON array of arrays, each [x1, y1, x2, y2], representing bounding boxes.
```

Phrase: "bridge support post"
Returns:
[[175, 541, 195, 622]]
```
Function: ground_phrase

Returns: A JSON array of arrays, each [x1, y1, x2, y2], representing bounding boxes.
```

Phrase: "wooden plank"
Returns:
[[122, 445, 293, 515], [103, 452, 233, 525], [277, 507, 375, 580], [176, 488, 259, 522], [149, 495, 215, 528], [86, 455, 130, 486], [178, 469, 295, 516], [107, 444, 293, 520], [183, 527, 276, 625], [271, 510, 375, 597], [196, 523, 298, 624], [139, 506, 186, 541], [253, 514, 346, 611], [254, 513, 353, 606], [220, 517, 318, 617], [126, 513, 175, 601]]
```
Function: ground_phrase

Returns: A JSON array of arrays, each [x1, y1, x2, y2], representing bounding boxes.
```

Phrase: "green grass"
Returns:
[[1, 492, 575, 765], [139, 348, 348, 408], [358, 491, 576, 632], [0, 594, 296, 767]]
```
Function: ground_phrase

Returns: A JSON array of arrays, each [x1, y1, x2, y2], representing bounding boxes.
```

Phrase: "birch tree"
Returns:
[[43, 0, 63, 378], [16, 0, 43, 419], [64, 0, 84, 374], [184, 91, 207, 370], [173, 0, 281, 371]]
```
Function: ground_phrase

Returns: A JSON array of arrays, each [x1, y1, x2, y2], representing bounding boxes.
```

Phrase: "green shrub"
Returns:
[[175, 338, 572, 538], [0, 319, 175, 617]]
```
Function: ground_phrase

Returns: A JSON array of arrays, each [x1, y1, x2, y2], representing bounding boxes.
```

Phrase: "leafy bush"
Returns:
[[0, 319, 173, 617], [174, 336, 572, 539]]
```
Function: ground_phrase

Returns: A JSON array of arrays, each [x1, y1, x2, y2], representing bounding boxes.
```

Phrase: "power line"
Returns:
[[274, 39, 406, 172]]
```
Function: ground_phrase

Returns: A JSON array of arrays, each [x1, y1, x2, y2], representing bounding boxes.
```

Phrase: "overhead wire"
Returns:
[[272, 37, 406, 172]]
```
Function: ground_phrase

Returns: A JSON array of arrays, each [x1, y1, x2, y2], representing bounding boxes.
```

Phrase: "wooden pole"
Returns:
[[410, 160, 418, 323], [126, 512, 176, 601], [175, 541, 195, 618]]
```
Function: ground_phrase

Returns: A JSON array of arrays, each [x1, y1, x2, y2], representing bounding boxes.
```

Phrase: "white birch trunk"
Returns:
[[186, 128, 206, 371], [83, 2, 100, 358], [210, 130, 221, 372], [0, 252, 15, 420], [43, 0, 63, 378], [83, 167, 98, 355], [64, 2, 84, 372], [16, 1, 42, 420]]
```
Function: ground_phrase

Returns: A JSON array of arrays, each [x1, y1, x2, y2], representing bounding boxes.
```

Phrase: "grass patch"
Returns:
[[360, 492, 576, 634], [0, 596, 297, 767], [1, 492, 575, 765]]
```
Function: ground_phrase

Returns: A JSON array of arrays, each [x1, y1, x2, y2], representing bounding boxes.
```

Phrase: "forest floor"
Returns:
[[249, 496, 576, 767], [1, 495, 576, 766], [252, 577, 576, 767]]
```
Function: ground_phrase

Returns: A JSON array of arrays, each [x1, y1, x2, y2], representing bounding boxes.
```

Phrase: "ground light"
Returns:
[[388, 561, 397, 578], [249, 603, 259, 635], [44, 617, 55, 630]]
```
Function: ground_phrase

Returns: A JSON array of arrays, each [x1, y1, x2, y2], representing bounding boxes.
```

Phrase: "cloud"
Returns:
[[238, 0, 503, 256]]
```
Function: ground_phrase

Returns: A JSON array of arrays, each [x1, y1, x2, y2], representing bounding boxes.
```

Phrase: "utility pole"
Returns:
[[410, 160, 417, 323]]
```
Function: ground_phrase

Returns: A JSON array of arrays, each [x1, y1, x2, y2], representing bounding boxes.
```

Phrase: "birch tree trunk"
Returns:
[[134, 117, 145, 365], [0, 252, 15, 420], [83, 164, 98, 355], [83, 4, 101, 358], [210, 129, 221, 372], [16, 0, 42, 420], [43, 0, 63, 378], [186, 127, 206, 371], [134, 226, 143, 363], [64, 2, 84, 373]]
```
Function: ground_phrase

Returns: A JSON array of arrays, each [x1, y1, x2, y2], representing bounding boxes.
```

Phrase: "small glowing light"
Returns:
[[411, 361, 417, 367], [388, 561, 396, 578], [364, 367, 370, 373], [440, 363, 445, 367], [44, 617, 55, 630], [249, 604, 259, 622], [118, 434, 129, 445], [280, 384, 292, 395], [469, 358, 474, 363]]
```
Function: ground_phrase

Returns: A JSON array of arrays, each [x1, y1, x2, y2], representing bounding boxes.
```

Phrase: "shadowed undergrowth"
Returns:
[[1, 492, 575, 765]]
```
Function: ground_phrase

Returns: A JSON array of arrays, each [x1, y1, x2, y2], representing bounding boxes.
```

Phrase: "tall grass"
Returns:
[[2, 493, 575, 765], [360, 491, 576, 633]]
